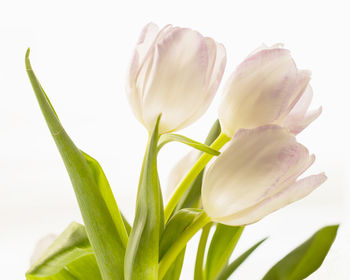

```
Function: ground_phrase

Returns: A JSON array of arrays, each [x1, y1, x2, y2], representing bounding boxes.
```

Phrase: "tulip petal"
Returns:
[[219, 48, 299, 136], [166, 150, 200, 201], [282, 86, 322, 134], [141, 28, 212, 133], [202, 125, 313, 220], [175, 40, 226, 130], [216, 173, 327, 226], [218, 45, 312, 137]]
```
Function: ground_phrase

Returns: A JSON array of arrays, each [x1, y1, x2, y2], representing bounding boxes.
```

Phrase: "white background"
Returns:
[[1, 0, 349, 279]]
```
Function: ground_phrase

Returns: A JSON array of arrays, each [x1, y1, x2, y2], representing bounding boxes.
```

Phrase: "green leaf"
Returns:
[[216, 237, 267, 280], [26, 49, 126, 280], [160, 208, 204, 259], [175, 120, 222, 212], [159, 208, 205, 280], [158, 133, 220, 156], [162, 249, 186, 280], [263, 225, 339, 280], [124, 116, 164, 280], [26, 222, 102, 280], [82, 151, 129, 245], [205, 225, 244, 280]]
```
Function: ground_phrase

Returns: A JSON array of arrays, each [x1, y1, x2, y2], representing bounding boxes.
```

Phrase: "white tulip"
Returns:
[[218, 44, 320, 137], [165, 150, 199, 202], [127, 23, 226, 134], [202, 125, 326, 226]]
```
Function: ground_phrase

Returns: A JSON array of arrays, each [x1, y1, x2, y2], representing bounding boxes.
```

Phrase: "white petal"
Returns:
[[216, 173, 327, 225], [165, 150, 200, 202], [30, 234, 57, 265], [282, 85, 322, 134], [218, 48, 300, 137], [142, 28, 210, 133], [127, 23, 161, 124], [202, 125, 312, 220]]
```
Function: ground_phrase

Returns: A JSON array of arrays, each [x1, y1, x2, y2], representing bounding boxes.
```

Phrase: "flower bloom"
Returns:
[[127, 23, 226, 134], [201, 125, 326, 226], [165, 150, 199, 202], [218, 44, 321, 137]]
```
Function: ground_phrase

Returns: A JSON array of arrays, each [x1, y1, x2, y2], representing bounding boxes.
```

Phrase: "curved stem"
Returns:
[[164, 133, 231, 222], [194, 223, 213, 280], [158, 212, 212, 279]]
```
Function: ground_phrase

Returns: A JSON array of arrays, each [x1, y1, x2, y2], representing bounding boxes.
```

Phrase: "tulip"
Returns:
[[165, 150, 199, 202], [127, 23, 226, 134], [218, 44, 320, 137], [201, 125, 326, 226]]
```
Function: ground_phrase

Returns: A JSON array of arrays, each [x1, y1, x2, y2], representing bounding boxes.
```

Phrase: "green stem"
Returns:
[[194, 223, 212, 280], [164, 133, 231, 222], [159, 212, 211, 279]]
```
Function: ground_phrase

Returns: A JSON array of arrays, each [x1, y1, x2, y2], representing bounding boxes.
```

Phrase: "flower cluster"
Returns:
[[26, 23, 334, 280], [128, 23, 325, 226]]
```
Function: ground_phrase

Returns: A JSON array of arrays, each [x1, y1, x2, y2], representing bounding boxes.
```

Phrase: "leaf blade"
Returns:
[[216, 237, 267, 280], [26, 49, 125, 280], [124, 117, 164, 280], [26, 222, 102, 280], [205, 225, 244, 280], [263, 225, 339, 280]]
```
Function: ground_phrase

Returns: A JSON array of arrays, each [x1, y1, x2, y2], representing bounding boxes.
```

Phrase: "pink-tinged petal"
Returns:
[[129, 23, 159, 80], [202, 125, 311, 219], [142, 28, 210, 133], [127, 23, 160, 124], [282, 85, 322, 134], [281, 69, 311, 118], [207, 41, 227, 95], [216, 173, 327, 226], [247, 43, 284, 57], [176, 40, 226, 131], [289, 85, 314, 117], [218, 48, 300, 137]]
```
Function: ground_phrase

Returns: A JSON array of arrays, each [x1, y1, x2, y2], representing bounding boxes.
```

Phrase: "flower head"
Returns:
[[218, 44, 320, 137], [202, 125, 326, 225], [127, 23, 226, 134]]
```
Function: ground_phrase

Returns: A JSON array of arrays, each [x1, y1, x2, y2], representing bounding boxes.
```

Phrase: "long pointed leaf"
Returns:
[[26, 222, 102, 280], [216, 237, 267, 280], [26, 49, 125, 280], [124, 117, 164, 280], [263, 225, 339, 280], [205, 225, 244, 280]]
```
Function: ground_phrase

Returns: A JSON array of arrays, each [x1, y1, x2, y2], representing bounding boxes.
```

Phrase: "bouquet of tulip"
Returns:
[[25, 23, 338, 280]]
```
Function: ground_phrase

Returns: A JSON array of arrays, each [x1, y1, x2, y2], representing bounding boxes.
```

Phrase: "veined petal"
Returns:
[[282, 85, 322, 134], [216, 173, 327, 226], [202, 125, 313, 220], [127, 24, 225, 133], [142, 28, 210, 133], [219, 48, 299, 137]]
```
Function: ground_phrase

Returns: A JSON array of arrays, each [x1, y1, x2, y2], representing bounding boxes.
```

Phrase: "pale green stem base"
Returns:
[[159, 212, 212, 279], [194, 223, 212, 280], [164, 133, 231, 222]]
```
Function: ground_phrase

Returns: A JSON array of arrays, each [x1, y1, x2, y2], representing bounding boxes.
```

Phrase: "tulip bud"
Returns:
[[218, 44, 320, 137], [127, 23, 226, 134], [202, 125, 326, 226], [165, 150, 199, 202]]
